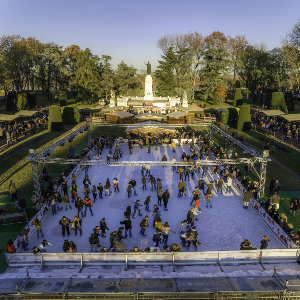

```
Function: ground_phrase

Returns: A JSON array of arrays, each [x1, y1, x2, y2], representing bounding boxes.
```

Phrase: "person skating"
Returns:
[[133, 200, 143, 217], [106, 154, 111, 165], [157, 187, 163, 205], [190, 188, 200, 205], [104, 179, 111, 196], [191, 204, 201, 220], [140, 215, 149, 236], [55, 191, 63, 211], [226, 176, 232, 194], [141, 165, 146, 177], [83, 196, 93, 216], [155, 217, 162, 231], [162, 189, 170, 211], [75, 197, 84, 217], [142, 176, 147, 191], [50, 196, 57, 215], [63, 194, 72, 211], [32, 218, 44, 239], [217, 177, 224, 194], [120, 216, 132, 238], [62, 240, 70, 252], [178, 180, 186, 198], [204, 191, 215, 208], [89, 234, 98, 252], [289, 197, 298, 218], [206, 181, 214, 194], [70, 183, 78, 202], [157, 178, 162, 190], [100, 218, 109, 237], [83, 176, 91, 189], [113, 178, 119, 193], [184, 167, 190, 181], [92, 185, 97, 202], [171, 141, 176, 153], [240, 239, 252, 250], [38, 239, 53, 252], [144, 196, 151, 211], [260, 236, 270, 249], [128, 142, 132, 154], [72, 215, 82, 236], [109, 231, 118, 249], [129, 179, 137, 196], [149, 175, 157, 191], [147, 144, 151, 153], [243, 190, 253, 209], [161, 221, 176, 245], [145, 164, 151, 177], [113, 240, 128, 252], [187, 209, 195, 227], [127, 183, 133, 197], [153, 229, 162, 247], [93, 226, 101, 246], [113, 152, 119, 162], [152, 205, 158, 227], [124, 206, 133, 220], [186, 226, 199, 250], [59, 216, 71, 237], [198, 177, 206, 195]]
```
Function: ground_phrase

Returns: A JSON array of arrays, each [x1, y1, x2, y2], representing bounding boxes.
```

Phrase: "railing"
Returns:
[[5, 249, 299, 268]]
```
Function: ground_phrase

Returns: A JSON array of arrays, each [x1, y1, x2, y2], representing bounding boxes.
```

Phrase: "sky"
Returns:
[[1, 0, 300, 72]]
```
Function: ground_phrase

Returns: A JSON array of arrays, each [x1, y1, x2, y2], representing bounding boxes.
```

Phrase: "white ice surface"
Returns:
[[24, 144, 285, 253]]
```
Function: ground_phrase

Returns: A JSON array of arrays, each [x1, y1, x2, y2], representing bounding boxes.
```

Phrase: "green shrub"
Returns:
[[62, 106, 81, 124], [233, 88, 242, 107], [48, 105, 64, 131], [284, 91, 294, 111], [270, 92, 288, 114], [221, 108, 238, 124], [27, 91, 37, 108], [265, 89, 276, 108], [59, 89, 67, 106], [16, 93, 30, 111], [237, 105, 251, 131], [213, 92, 217, 105], [6, 91, 17, 111]]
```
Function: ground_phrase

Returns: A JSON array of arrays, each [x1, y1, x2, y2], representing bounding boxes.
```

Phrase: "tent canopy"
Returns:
[[0, 114, 19, 122], [136, 113, 164, 118], [281, 114, 300, 122], [262, 110, 285, 117], [112, 111, 134, 118], [17, 110, 38, 117], [166, 111, 187, 118]]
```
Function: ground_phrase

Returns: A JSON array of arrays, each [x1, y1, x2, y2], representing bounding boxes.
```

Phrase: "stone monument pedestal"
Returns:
[[144, 75, 154, 101]]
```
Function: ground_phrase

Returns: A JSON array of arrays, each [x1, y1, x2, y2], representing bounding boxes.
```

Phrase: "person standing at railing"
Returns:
[[32, 218, 44, 239]]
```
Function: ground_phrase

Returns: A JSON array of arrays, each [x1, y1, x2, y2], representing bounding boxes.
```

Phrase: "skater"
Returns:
[[104, 178, 111, 196], [70, 183, 78, 202], [147, 144, 151, 153], [120, 216, 132, 238], [100, 218, 109, 237], [89, 234, 98, 252], [113, 152, 119, 162], [180, 220, 189, 234], [50, 196, 57, 215], [63, 194, 72, 211], [145, 164, 151, 176], [157, 187, 163, 205], [113, 240, 128, 253], [83, 176, 91, 189], [127, 183, 133, 197], [153, 229, 162, 247], [171, 156, 177, 171], [198, 177, 205, 195], [75, 197, 84, 217], [83, 196, 93, 216], [217, 177, 224, 194], [149, 175, 157, 190], [140, 215, 149, 236], [55, 192, 63, 211], [204, 191, 215, 208], [191, 187, 200, 205], [141, 165, 146, 177], [72, 215, 82, 236], [226, 176, 232, 193], [144, 196, 151, 211], [113, 178, 119, 192], [109, 231, 118, 249], [186, 226, 199, 250], [178, 180, 186, 197], [142, 176, 147, 191], [152, 205, 158, 227], [171, 141, 176, 153], [38, 239, 53, 252], [157, 178, 162, 190], [206, 181, 214, 194], [59, 216, 71, 237], [133, 200, 143, 217], [260, 236, 270, 249], [289, 197, 298, 218], [92, 185, 97, 202], [155, 217, 162, 231], [153, 207, 161, 228], [129, 179, 137, 196], [243, 189, 253, 209], [162, 189, 170, 210], [184, 167, 190, 181], [178, 167, 184, 181], [32, 218, 44, 239], [187, 209, 195, 227], [106, 154, 111, 165], [128, 142, 132, 154], [161, 221, 176, 245], [196, 159, 201, 173]]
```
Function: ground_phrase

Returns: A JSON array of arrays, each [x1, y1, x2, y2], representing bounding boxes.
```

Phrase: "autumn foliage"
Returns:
[[215, 85, 227, 104]]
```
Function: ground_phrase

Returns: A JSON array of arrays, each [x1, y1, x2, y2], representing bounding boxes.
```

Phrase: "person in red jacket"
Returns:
[[139, 215, 149, 236], [6, 239, 16, 253], [83, 196, 93, 217]]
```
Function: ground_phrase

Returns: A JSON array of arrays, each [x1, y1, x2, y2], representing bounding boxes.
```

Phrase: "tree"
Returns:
[[237, 105, 251, 131], [155, 47, 176, 96], [233, 88, 242, 106], [114, 61, 137, 96], [100, 55, 114, 99], [215, 85, 227, 104]]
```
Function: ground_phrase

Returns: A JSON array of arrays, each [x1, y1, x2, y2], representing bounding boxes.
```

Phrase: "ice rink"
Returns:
[[25, 144, 285, 252]]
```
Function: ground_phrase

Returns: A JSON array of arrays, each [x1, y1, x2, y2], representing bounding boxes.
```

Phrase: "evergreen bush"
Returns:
[[16, 93, 30, 111], [270, 92, 288, 114], [233, 88, 242, 107], [62, 106, 81, 124], [48, 105, 64, 131], [6, 91, 17, 111], [59, 89, 67, 106], [265, 89, 276, 108], [237, 105, 251, 131], [221, 108, 238, 125], [284, 91, 294, 111], [213, 92, 217, 105], [27, 91, 37, 108]]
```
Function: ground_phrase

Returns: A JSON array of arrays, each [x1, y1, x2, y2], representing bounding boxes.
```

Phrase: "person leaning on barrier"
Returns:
[[260, 236, 270, 249]]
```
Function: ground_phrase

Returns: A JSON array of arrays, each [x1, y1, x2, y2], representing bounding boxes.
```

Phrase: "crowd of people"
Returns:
[[5, 127, 300, 255]]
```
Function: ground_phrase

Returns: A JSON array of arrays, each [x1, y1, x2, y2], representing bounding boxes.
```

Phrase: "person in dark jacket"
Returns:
[[187, 209, 195, 227], [260, 236, 270, 249], [100, 218, 109, 237], [75, 197, 84, 217], [59, 216, 71, 237], [18, 196, 27, 214], [186, 226, 198, 250], [206, 181, 214, 194], [144, 196, 151, 211], [140, 215, 149, 236], [97, 183, 103, 199], [72, 216, 82, 236], [243, 190, 253, 209], [153, 229, 161, 247], [120, 216, 132, 238], [129, 179, 137, 196], [289, 197, 298, 218], [198, 177, 206, 194], [162, 190, 170, 210], [89, 234, 98, 252]]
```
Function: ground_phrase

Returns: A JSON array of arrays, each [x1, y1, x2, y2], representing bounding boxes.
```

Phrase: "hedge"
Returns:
[[221, 108, 238, 125], [16, 93, 30, 111], [213, 92, 217, 105], [270, 92, 288, 114], [237, 105, 251, 131], [48, 105, 64, 131], [6, 91, 17, 111], [284, 91, 294, 111], [59, 89, 67, 106], [27, 91, 37, 108], [62, 106, 81, 124], [265, 89, 276, 108], [233, 88, 242, 107]]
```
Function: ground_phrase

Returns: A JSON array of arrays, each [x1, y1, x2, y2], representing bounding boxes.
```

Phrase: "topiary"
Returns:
[[270, 92, 288, 114], [48, 105, 64, 131], [237, 105, 251, 131], [265, 89, 276, 108], [62, 106, 81, 124], [59, 89, 67, 107], [284, 91, 294, 111], [6, 91, 17, 111], [16, 93, 30, 111], [27, 91, 37, 108], [233, 88, 242, 107], [221, 108, 238, 125]]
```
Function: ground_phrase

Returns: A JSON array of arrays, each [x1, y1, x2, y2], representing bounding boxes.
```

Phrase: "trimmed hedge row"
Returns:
[[48, 105, 64, 131], [62, 106, 81, 124], [59, 89, 67, 107], [233, 88, 243, 107], [237, 105, 251, 131], [270, 92, 288, 114], [221, 108, 238, 125], [16, 93, 30, 111]]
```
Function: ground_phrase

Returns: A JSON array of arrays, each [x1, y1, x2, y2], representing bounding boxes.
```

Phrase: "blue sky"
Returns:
[[1, 0, 300, 72]]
